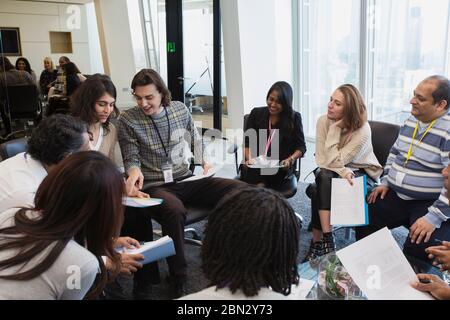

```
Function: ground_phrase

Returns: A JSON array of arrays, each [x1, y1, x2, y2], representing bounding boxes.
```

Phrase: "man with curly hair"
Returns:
[[0, 114, 90, 213]]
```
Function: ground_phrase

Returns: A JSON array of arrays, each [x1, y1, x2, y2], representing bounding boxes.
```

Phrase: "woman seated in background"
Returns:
[[240, 81, 306, 188], [0, 151, 124, 300], [71, 74, 120, 160], [180, 187, 301, 300], [305, 84, 382, 262], [39, 57, 57, 95], [63, 62, 82, 96], [15, 57, 37, 83]]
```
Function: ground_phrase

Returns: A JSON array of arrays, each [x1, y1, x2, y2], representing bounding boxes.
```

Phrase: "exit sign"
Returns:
[[167, 42, 176, 53]]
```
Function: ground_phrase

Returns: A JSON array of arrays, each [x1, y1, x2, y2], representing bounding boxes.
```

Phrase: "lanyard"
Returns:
[[404, 120, 436, 166], [149, 107, 171, 160], [264, 119, 276, 157]]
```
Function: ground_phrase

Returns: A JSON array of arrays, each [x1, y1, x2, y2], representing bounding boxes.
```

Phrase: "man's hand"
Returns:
[[126, 167, 144, 196], [114, 237, 141, 249], [244, 158, 256, 166], [409, 217, 436, 244], [367, 186, 390, 204], [411, 274, 450, 300], [426, 241, 450, 270]]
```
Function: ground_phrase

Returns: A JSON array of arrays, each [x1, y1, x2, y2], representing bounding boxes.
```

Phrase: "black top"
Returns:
[[66, 74, 81, 96], [39, 69, 57, 94], [244, 106, 307, 161]]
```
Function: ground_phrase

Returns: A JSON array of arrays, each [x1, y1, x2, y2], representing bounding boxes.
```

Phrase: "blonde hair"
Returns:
[[337, 84, 367, 131], [43, 57, 55, 70]]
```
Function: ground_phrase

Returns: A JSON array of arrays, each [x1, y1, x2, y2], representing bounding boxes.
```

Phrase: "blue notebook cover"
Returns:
[[118, 236, 176, 265]]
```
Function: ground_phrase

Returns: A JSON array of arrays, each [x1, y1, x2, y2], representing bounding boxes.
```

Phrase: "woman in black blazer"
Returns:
[[241, 81, 306, 187]]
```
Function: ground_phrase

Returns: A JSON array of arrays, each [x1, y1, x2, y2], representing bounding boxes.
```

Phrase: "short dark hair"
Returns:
[[70, 74, 119, 133], [426, 75, 450, 108], [27, 114, 89, 166], [202, 187, 300, 297], [131, 69, 171, 106]]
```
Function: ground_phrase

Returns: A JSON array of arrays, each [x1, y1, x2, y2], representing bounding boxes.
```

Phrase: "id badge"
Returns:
[[395, 171, 406, 186], [162, 163, 174, 184]]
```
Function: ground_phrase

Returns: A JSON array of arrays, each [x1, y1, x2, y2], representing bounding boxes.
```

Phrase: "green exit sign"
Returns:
[[167, 42, 176, 53]]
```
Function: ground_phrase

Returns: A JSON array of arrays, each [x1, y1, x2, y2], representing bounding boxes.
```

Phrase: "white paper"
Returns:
[[123, 197, 163, 207], [330, 175, 368, 226], [247, 155, 283, 169], [118, 236, 175, 265], [336, 228, 434, 300], [289, 278, 316, 299], [178, 167, 217, 183]]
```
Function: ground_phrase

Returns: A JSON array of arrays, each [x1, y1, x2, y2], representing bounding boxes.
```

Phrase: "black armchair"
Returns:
[[2, 85, 42, 138]]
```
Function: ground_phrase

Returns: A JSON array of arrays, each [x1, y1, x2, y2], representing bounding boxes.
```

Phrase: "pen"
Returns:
[[434, 239, 444, 244]]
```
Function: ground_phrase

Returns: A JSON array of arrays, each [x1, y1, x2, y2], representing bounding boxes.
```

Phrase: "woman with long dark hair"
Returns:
[[71, 74, 120, 160], [0, 151, 124, 299], [240, 81, 306, 188], [15, 57, 37, 83]]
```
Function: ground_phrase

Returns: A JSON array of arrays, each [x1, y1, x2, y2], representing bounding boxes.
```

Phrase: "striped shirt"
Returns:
[[381, 112, 450, 228], [117, 101, 206, 187]]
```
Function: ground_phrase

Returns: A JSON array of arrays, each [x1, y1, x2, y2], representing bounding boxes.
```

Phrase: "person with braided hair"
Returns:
[[180, 187, 302, 299]]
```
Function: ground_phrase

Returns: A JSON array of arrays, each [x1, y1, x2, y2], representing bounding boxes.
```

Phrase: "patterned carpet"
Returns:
[[105, 182, 410, 300]]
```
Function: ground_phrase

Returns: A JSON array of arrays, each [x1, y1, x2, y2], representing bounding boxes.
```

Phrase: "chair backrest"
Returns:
[[368, 120, 400, 167], [0, 137, 28, 160], [5, 85, 40, 118]]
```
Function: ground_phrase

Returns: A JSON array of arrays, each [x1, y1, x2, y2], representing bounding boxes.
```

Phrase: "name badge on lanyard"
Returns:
[[149, 107, 173, 183], [162, 162, 174, 184]]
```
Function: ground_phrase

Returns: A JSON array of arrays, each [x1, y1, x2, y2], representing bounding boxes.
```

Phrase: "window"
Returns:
[[298, 0, 361, 137], [368, 0, 450, 123], [296, 0, 450, 138]]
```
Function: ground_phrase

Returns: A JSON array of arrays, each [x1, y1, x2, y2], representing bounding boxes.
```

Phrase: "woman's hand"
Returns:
[[244, 158, 256, 166], [281, 157, 294, 168], [344, 172, 355, 186], [114, 237, 141, 249]]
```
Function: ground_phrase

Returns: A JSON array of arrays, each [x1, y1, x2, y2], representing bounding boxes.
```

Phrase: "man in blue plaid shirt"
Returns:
[[117, 69, 246, 299]]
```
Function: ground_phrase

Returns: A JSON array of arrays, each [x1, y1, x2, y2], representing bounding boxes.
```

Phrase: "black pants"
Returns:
[[0, 101, 11, 135], [125, 177, 247, 283], [355, 189, 450, 261], [310, 168, 374, 231], [240, 164, 291, 188]]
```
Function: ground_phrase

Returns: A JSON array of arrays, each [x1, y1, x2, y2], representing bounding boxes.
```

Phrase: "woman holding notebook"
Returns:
[[305, 84, 382, 262], [240, 81, 306, 188]]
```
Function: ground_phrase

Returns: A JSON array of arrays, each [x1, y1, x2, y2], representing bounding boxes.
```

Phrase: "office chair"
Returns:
[[0, 137, 28, 160], [3, 85, 42, 138], [305, 120, 400, 237], [228, 113, 303, 225]]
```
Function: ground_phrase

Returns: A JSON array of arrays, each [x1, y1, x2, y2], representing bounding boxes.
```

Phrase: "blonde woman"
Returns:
[[305, 84, 382, 261], [39, 57, 57, 95]]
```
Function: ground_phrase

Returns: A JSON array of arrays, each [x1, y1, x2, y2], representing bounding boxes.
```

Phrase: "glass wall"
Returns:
[[296, 0, 450, 138], [299, 0, 361, 137]]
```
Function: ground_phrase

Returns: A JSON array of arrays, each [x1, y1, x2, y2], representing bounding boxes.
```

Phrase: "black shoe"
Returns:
[[303, 240, 323, 263], [321, 233, 335, 255], [167, 276, 187, 299]]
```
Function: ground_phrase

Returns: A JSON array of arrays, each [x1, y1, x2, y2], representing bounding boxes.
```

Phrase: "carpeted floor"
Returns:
[[106, 182, 409, 300]]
